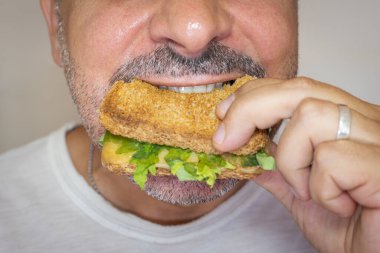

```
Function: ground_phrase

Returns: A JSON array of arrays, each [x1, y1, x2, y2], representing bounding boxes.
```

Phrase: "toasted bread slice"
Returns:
[[100, 75, 268, 155]]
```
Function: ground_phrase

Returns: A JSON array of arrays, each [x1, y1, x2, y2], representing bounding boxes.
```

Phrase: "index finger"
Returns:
[[213, 78, 313, 152], [212, 77, 373, 152]]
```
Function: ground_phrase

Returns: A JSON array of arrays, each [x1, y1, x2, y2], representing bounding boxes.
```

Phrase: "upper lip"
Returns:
[[139, 73, 243, 87]]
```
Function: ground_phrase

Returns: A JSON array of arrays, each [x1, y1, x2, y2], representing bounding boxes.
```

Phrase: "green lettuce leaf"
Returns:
[[98, 133, 106, 147], [101, 131, 275, 189], [241, 154, 259, 167], [256, 151, 276, 170], [176, 165, 198, 181], [133, 163, 149, 189], [165, 147, 192, 164]]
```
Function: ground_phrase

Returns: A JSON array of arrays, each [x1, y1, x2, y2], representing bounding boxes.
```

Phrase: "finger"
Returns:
[[310, 141, 380, 217], [253, 170, 296, 210], [213, 82, 294, 151], [276, 98, 380, 199], [213, 77, 325, 152], [213, 76, 380, 153], [276, 98, 337, 200], [216, 78, 282, 120], [252, 141, 309, 212]]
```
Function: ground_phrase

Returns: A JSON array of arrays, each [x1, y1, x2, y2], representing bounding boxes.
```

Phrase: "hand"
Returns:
[[213, 77, 380, 253]]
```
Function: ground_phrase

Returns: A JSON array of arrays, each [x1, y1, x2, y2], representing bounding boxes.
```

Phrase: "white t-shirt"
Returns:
[[0, 124, 314, 252]]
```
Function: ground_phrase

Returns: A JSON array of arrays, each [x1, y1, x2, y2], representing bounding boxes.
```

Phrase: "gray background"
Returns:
[[0, 1, 379, 153]]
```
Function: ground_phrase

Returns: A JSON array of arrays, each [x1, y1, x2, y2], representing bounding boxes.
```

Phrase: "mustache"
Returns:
[[110, 41, 266, 84]]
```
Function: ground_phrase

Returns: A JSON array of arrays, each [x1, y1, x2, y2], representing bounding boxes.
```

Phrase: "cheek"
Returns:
[[64, 2, 153, 84], [235, 1, 297, 76], [255, 17, 295, 62], [61, 2, 158, 142]]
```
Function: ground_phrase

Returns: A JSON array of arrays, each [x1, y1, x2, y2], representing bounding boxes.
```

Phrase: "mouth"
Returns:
[[157, 81, 235, 93], [141, 74, 242, 94], [100, 74, 266, 192]]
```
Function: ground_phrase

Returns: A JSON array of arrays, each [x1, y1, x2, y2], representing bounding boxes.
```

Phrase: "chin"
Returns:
[[141, 176, 240, 206]]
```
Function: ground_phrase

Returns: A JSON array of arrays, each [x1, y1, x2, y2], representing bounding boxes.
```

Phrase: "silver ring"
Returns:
[[336, 104, 351, 140]]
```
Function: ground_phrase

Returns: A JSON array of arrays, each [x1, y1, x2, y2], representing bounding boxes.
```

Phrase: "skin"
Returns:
[[40, 0, 380, 252]]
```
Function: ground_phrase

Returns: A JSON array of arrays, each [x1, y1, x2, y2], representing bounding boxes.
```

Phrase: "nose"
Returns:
[[150, 0, 233, 57]]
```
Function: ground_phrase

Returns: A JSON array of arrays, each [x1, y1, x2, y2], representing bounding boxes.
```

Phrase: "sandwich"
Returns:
[[99, 75, 275, 189]]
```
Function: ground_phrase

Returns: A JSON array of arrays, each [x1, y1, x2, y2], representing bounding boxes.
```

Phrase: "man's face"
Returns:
[[47, 0, 298, 205]]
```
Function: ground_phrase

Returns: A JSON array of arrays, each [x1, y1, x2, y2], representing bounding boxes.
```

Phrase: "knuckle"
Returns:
[[314, 184, 332, 203], [293, 76, 316, 89], [310, 173, 331, 203], [294, 98, 325, 124], [313, 142, 336, 169], [283, 76, 315, 91]]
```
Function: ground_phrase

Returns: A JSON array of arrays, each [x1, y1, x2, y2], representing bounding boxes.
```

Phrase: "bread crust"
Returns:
[[100, 75, 269, 155]]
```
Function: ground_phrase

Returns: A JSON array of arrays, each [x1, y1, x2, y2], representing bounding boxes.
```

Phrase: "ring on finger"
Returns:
[[336, 104, 351, 140]]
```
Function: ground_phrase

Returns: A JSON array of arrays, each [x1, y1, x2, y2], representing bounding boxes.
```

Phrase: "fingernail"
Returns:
[[217, 94, 235, 117], [213, 123, 226, 145]]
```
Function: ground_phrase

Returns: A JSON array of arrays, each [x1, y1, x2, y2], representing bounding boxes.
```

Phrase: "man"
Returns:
[[1, 0, 379, 252]]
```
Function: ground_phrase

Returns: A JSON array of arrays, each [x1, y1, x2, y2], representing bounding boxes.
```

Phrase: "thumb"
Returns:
[[253, 142, 295, 210], [253, 171, 294, 211]]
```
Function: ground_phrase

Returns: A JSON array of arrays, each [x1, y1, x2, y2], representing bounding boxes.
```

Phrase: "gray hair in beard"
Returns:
[[111, 42, 265, 84]]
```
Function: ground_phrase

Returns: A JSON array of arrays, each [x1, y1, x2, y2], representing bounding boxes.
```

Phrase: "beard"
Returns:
[[56, 4, 297, 206]]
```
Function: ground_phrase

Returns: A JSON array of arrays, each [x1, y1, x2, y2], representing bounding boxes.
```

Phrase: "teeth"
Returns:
[[206, 84, 213, 92], [215, 83, 223, 89], [178, 86, 194, 94], [159, 82, 224, 93], [192, 86, 207, 93]]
